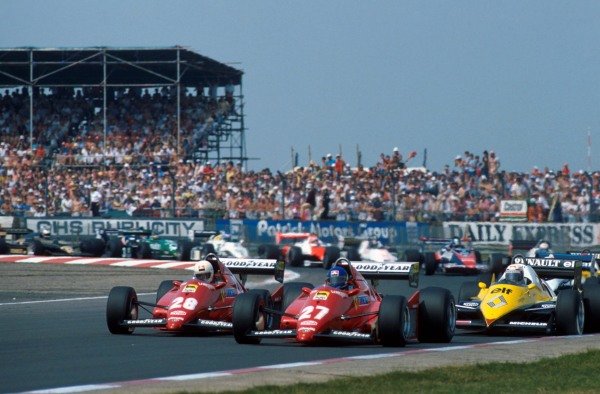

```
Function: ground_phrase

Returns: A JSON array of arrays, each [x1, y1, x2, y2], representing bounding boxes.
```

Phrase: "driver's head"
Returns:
[[326, 266, 348, 289], [193, 260, 214, 282], [504, 264, 524, 284], [40, 225, 51, 238]]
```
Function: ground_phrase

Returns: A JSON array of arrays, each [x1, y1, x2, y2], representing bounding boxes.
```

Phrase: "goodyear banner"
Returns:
[[26, 218, 204, 237], [444, 221, 600, 247], [216, 219, 429, 246]]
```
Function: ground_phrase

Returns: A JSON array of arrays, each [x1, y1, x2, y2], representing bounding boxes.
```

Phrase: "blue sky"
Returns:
[[1, 1, 598, 173]]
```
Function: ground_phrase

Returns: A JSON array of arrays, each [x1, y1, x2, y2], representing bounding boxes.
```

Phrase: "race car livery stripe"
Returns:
[[29, 334, 600, 394]]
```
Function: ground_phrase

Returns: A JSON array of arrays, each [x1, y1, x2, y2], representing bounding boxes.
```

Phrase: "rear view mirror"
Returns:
[[527, 283, 536, 290], [301, 287, 312, 294], [214, 282, 226, 289], [478, 282, 487, 289], [348, 288, 360, 297]]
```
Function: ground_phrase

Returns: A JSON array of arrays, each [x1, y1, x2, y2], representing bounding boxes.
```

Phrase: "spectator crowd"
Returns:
[[0, 87, 599, 223]]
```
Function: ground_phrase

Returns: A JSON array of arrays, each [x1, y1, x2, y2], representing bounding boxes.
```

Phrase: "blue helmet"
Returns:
[[327, 267, 348, 289]]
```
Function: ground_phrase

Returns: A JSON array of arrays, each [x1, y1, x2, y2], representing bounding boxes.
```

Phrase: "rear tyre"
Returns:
[[258, 244, 280, 259], [417, 287, 455, 343], [377, 295, 409, 347], [424, 252, 437, 275], [489, 253, 505, 277], [106, 286, 138, 335], [583, 282, 600, 332], [246, 289, 274, 329], [107, 237, 123, 257], [201, 243, 216, 258], [323, 246, 341, 269], [474, 250, 482, 264], [178, 239, 193, 261], [156, 280, 176, 304], [136, 242, 152, 259], [32, 240, 46, 256], [404, 249, 422, 265], [458, 281, 480, 302], [80, 238, 106, 257], [232, 292, 265, 344], [555, 289, 584, 335], [0, 239, 8, 254], [346, 247, 361, 261], [287, 246, 303, 267]]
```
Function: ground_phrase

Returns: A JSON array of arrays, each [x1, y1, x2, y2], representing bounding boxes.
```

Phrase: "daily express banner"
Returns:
[[26, 218, 204, 237], [444, 221, 600, 247], [216, 219, 429, 245]]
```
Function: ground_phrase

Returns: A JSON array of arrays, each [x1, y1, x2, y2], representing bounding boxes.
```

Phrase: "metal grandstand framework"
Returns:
[[0, 46, 247, 165]]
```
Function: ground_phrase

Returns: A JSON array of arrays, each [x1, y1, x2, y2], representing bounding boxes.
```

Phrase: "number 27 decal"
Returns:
[[298, 305, 329, 320]]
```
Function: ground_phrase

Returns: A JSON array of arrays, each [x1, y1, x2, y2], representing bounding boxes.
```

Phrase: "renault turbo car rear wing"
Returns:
[[513, 255, 582, 288]]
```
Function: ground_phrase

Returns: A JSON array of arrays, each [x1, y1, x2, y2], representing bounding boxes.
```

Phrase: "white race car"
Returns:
[[189, 231, 250, 260]]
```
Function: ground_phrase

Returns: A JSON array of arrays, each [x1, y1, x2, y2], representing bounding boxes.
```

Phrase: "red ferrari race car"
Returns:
[[258, 232, 341, 268], [405, 237, 500, 276], [232, 258, 456, 346], [106, 253, 284, 335]]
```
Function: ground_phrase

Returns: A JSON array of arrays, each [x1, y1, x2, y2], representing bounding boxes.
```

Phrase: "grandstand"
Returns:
[[0, 46, 245, 165]]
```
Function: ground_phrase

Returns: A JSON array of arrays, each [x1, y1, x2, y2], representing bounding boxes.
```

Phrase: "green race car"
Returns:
[[100, 229, 193, 261]]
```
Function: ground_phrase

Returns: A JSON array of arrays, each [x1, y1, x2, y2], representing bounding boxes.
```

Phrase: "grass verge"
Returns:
[[216, 349, 600, 394]]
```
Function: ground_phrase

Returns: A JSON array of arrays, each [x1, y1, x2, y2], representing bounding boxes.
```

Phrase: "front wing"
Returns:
[[456, 301, 556, 332]]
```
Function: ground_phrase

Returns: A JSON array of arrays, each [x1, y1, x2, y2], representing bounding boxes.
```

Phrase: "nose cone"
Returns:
[[296, 328, 316, 342], [480, 284, 528, 327], [167, 318, 184, 330]]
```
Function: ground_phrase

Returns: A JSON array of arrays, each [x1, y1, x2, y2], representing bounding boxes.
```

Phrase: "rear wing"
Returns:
[[0, 228, 33, 238], [352, 261, 419, 288], [221, 258, 285, 283], [419, 237, 451, 245], [188, 230, 219, 241], [513, 255, 582, 288], [558, 252, 600, 276], [100, 228, 153, 238], [275, 232, 312, 244]]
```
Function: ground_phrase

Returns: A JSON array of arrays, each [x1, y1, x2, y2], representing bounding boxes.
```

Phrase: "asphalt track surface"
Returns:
[[0, 263, 564, 393]]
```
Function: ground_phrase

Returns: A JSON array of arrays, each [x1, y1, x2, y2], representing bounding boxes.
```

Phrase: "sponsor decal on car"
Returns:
[[168, 317, 184, 322], [183, 284, 198, 293], [508, 321, 547, 327], [300, 320, 318, 326], [463, 302, 479, 307], [257, 329, 294, 336], [313, 291, 329, 301], [487, 295, 507, 308], [124, 318, 165, 325], [222, 259, 277, 269], [299, 327, 316, 332], [197, 319, 233, 328], [330, 330, 371, 339], [170, 310, 187, 316]]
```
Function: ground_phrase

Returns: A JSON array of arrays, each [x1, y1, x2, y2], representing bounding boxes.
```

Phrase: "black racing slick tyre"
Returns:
[[424, 252, 437, 276], [107, 237, 123, 257], [0, 239, 8, 254], [417, 287, 456, 343], [156, 280, 177, 304], [106, 286, 138, 335], [246, 289, 274, 329], [32, 239, 47, 256], [556, 289, 584, 335], [287, 246, 303, 267], [258, 244, 280, 259], [136, 242, 152, 259], [232, 292, 266, 344], [346, 247, 361, 261], [80, 238, 106, 257], [377, 295, 409, 347], [489, 253, 505, 277], [458, 281, 480, 302], [404, 249, 422, 266], [201, 243, 216, 258], [323, 246, 341, 269], [178, 239, 193, 261], [583, 282, 600, 333]]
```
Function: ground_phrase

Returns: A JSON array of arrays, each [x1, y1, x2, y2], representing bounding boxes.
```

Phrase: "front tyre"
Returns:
[[232, 292, 265, 344], [106, 286, 138, 335], [424, 252, 437, 275], [555, 289, 584, 335], [377, 295, 409, 347], [417, 287, 455, 343]]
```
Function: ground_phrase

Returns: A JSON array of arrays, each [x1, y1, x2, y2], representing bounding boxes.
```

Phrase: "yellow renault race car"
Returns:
[[456, 255, 600, 335]]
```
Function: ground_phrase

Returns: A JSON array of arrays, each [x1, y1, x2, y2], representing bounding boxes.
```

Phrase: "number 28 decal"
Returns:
[[298, 305, 329, 320], [170, 297, 198, 310]]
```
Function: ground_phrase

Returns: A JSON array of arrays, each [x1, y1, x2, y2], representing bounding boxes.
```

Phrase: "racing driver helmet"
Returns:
[[326, 266, 349, 289], [504, 264, 525, 285], [193, 260, 214, 282]]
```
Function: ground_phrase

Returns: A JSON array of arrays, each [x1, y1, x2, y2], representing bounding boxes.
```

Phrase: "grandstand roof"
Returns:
[[0, 46, 242, 87]]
